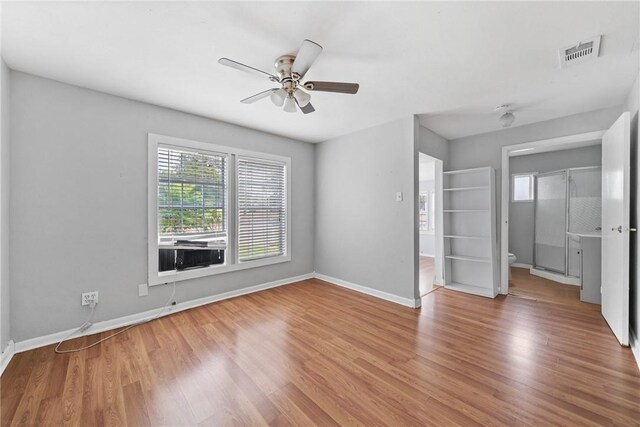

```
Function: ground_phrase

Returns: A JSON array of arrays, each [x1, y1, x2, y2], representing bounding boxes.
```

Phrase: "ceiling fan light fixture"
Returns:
[[293, 88, 311, 107], [283, 95, 297, 113], [499, 111, 515, 128], [270, 88, 287, 107]]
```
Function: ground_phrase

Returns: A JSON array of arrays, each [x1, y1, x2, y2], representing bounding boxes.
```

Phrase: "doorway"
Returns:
[[506, 146, 603, 308], [418, 153, 443, 296], [501, 114, 632, 346]]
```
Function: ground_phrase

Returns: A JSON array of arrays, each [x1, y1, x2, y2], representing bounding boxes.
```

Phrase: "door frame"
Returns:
[[416, 152, 445, 297], [500, 130, 606, 294]]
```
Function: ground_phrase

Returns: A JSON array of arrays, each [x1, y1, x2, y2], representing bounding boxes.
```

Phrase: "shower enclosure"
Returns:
[[533, 166, 601, 280]]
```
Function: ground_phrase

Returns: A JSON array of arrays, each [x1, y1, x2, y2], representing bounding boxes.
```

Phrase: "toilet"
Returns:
[[508, 253, 517, 280]]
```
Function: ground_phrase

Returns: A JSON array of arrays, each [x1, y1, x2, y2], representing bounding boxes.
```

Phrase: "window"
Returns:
[[158, 146, 227, 244], [419, 193, 429, 231], [237, 157, 287, 262], [148, 134, 290, 285], [512, 173, 535, 202], [419, 190, 436, 233]]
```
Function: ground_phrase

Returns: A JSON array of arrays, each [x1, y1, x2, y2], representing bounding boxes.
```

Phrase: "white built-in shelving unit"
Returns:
[[443, 166, 498, 298]]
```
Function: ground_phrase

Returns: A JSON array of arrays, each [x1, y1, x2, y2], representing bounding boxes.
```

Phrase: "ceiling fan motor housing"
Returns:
[[275, 55, 297, 80]]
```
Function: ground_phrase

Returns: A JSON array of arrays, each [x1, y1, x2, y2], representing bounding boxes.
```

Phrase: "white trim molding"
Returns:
[[631, 328, 640, 372], [0, 340, 15, 376], [314, 273, 421, 308], [14, 273, 313, 354], [511, 263, 533, 269], [529, 267, 581, 286], [11, 271, 421, 356]]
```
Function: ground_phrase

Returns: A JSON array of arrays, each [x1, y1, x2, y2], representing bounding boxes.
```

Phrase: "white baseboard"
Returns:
[[511, 263, 532, 269], [0, 340, 15, 376], [529, 267, 581, 286], [419, 253, 435, 258], [314, 273, 421, 308], [14, 273, 314, 354], [631, 328, 640, 373], [12, 271, 420, 355]]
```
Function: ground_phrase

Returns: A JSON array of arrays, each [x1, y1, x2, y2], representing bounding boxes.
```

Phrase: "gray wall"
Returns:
[[314, 117, 417, 302], [627, 72, 639, 342], [508, 145, 602, 265], [418, 125, 448, 169], [0, 59, 10, 352], [10, 72, 315, 342], [448, 105, 624, 284]]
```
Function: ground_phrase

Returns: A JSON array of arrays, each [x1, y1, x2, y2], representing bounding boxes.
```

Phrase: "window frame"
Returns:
[[511, 173, 535, 203], [148, 133, 291, 286]]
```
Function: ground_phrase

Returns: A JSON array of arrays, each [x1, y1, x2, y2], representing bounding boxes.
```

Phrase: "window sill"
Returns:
[[150, 254, 291, 286]]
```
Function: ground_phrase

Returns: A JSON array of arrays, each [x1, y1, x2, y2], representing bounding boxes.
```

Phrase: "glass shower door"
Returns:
[[534, 171, 567, 273]]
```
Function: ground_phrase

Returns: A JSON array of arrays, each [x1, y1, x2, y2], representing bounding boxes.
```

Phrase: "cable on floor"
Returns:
[[54, 278, 177, 354]]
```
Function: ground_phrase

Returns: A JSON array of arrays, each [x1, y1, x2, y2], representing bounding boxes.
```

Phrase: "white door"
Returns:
[[601, 112, 630, 346]]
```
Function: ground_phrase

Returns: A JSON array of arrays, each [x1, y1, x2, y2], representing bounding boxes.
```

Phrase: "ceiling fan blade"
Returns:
[[303, 81, 359, 94], [240, 89, 278, 104], [294, 98, 315, 114], [291, 40, 323, 78], [218, 58, 279, 82]]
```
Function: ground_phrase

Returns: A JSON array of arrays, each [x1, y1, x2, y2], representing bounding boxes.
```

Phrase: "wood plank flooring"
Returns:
[[419, 255, 438, 296], [2, 278, 639, 426], [509, 266, 598, 309]]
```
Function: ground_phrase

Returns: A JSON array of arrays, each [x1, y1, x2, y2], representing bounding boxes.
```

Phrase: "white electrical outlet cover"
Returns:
[[396, 191, 403, 202], [81, 291, 99, 306]]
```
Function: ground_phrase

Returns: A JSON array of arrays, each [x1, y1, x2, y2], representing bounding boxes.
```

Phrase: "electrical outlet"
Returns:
[[81, 291, 99, 306]]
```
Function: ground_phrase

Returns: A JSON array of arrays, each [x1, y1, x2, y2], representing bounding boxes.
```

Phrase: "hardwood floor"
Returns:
[[419, 255, 438, 296], [509, 266, 598, 309], [2, 279, 639, 426]]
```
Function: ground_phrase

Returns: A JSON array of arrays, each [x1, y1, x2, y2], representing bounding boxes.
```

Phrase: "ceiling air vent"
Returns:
[[558, 35, 601, 68]]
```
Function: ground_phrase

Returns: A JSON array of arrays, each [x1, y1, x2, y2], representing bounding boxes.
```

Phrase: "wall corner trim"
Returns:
[[630, 328, 640, 372], [313, 272, 421, 308], [13, 273, 314, 354], [0, 340, 15, 376]]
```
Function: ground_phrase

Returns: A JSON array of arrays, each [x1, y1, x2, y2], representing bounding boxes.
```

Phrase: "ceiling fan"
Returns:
[[218, 39, 359, 114]]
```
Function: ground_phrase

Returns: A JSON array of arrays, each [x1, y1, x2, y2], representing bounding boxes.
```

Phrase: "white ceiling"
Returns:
[[3, 2, 639, 143]]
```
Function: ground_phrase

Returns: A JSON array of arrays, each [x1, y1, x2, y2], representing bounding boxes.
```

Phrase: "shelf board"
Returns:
[[443, 167, 491, 175], [443, 186, 489, 192], [445, 282, 496, 298], [445, 254, 491, 263], [444, 235, 489, 240], [443, 209, 489, 213]]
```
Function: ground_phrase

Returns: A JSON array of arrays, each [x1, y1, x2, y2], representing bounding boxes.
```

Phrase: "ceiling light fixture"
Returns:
[[495, 104, 515, 128], [293, 88, 311, 107], [499, 112, 515, 127], [283, 95, 297, 113], [270, 88, 287, 107]]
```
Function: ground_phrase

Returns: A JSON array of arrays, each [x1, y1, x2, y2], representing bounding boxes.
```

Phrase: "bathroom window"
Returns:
[[512, 173, 534, 202]]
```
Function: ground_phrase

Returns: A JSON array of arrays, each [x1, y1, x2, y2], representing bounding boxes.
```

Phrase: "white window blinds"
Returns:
[[237, 157, 287, 261], [157, 146, 227, 241]]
